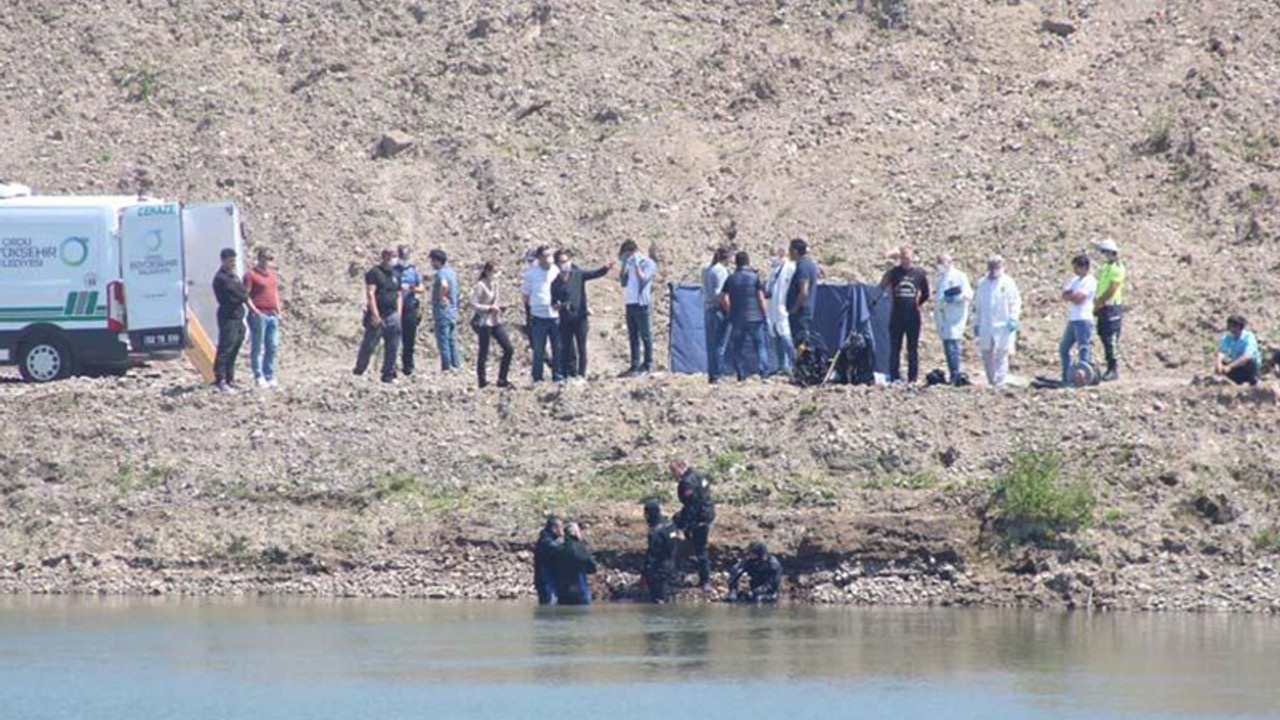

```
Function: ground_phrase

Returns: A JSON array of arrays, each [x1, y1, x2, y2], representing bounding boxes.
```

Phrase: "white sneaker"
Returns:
[[266, 378, 278, 389], [256, 378, 270, 389]]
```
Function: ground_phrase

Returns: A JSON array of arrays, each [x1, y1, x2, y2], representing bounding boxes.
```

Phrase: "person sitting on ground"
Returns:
[[552, 522, 598, 606], [727, 541, 782, 604], [642, 500, 679, 604], [1059, 254, 1096, 386], [1215, 315, 1262, 386], [719, 251, 769, 380], [669, 460, 716, 590]]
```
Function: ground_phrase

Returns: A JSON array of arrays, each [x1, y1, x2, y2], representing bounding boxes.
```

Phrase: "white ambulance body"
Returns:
[[0, 183, 242, 382]]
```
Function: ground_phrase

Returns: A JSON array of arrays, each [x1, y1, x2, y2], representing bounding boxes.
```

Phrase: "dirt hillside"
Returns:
[[1, 1, 1278, 610]]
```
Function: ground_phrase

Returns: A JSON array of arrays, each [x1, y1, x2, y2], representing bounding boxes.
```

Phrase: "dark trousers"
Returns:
[[1228, 359, 1260, 386], [889, 311, 922, 382], [530, 316, 562, 382], [560, 315, 589, 378], [214, 315, 245, 384], [686, 525, 711, 587], [730, 320, 769, 379], [476, 324, 513, 387], [625, 304, 653, 372], [354, 312, 401, 382], [789, 313, 813, 348], [1096, 306, 1124, 373], [645, 572, 671, 603], [535, 568, 556, 605], [401, 303, 420, 375]]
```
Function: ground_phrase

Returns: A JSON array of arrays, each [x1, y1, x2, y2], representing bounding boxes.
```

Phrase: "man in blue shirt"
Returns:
[[786, 238, 819, 347], [396, 245, 424, 376], [1215, 314, 1261, 386], [701, 246, 731, 383], [429, 249, 461, 372], [720, 251, 769, 380]]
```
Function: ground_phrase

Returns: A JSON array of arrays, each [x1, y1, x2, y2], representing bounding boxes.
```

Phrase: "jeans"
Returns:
[[730, 320, 769, 379], [889, 311, 922, 382], [1059, 319, 1094, 384], [1096, 305, 1124, 374], [476, 324, 513, 387], [625, 304, 652, 372], [530, 315, 562, 382], [354, 312, 401, 382], [771, 325, 795, 374], [942, 338, 961, 384], [1227, 359, 1260, 386], [400, 303, 420, 374], [214, 315, 245, 384], [434, 315, 460, 371], [704, 308, 730, 382], [560, 315, 589, 378], [247, 313, 278, 381]]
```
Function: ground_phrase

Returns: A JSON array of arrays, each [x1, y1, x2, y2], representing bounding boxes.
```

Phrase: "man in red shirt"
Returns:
[[243, 247, 281, 388]]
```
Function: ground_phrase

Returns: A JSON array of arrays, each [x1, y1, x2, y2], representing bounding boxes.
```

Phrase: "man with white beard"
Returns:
[[764, 244, 796, 376], [972, 255, 1022, 387]]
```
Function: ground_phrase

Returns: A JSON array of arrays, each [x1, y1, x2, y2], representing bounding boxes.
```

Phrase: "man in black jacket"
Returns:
[[533, 515, 563, 605], [728, 541, 782, 604], [353, 249, 403, 383], [552, 249, 614, 379], [552, 523, 598, 606], [670, 460, 716, 589], [642, 500, 679, 603], [211, 248, 248, 392]]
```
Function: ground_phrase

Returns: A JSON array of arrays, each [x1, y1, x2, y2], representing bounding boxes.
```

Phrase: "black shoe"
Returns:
[[1101, 369, 1118, 382], [496, 380, 513, 389]]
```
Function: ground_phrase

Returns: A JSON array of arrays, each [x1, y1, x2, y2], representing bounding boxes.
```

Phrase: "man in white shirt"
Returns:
[[933, 251, 972, 386], [1059, 253, 1097, 386], [764, 244, 796, 376], [619, 239, 657, 376], [972, 255, 1022, 388], [522, 245, 562, 382]]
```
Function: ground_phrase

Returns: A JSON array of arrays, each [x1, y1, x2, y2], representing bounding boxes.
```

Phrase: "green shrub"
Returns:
[[989, 452, 1095, 545], [1253, 527, 1280, 553]]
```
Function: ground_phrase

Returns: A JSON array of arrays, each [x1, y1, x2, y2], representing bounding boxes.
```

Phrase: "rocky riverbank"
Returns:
[[2, 366, 1277, 613]]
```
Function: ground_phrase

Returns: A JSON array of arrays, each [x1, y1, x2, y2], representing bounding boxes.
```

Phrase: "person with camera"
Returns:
[[353, 248, 402, 383]]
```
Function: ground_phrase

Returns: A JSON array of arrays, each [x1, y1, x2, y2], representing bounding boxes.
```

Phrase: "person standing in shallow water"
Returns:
[[552, 522, 597, 606], [642, 500, 679, 604], [534, 515, 563, 605]]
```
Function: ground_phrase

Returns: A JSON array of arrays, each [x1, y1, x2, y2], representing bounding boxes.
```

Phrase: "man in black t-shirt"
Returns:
[[211, 247, 248, 392], [880, 245, 931, 383], [353, 248, 404, 383]]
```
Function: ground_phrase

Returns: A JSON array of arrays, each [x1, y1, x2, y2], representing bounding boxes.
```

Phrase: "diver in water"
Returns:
[[727, 541, 782, 604]]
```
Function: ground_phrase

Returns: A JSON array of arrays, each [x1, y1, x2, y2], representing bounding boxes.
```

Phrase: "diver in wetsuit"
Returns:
[[552, 522, 598, 606], [670, 460, 716, 589], [533, 515, 563, 605], [727, 541, 782, 604], [642, 500, 679, 603]]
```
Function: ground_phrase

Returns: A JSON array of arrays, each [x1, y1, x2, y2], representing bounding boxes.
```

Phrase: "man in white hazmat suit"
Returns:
[[764, 244, 796, 376], [933, 251, 972, 386], [972, 255, 1022, 387]]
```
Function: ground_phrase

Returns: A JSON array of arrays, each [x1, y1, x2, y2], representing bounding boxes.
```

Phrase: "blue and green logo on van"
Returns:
[[60, 236, 90, 267]]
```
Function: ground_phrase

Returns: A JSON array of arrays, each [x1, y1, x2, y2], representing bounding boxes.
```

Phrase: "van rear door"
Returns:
[[119, 203, 187, 352], [181, 202, 244, 347]]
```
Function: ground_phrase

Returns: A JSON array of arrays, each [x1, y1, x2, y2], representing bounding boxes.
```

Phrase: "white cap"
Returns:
[[1092, 237, 1120, 254]]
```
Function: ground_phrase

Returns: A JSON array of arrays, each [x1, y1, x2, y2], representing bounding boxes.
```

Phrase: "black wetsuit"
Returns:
[[672, 469, 716, 587], [643, 516, 679, 603], [728, 553, 782, 603], [533, 528, 561, 605]]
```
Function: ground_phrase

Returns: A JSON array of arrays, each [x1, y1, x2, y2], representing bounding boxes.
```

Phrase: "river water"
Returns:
[[1, 597, 1276, 719]]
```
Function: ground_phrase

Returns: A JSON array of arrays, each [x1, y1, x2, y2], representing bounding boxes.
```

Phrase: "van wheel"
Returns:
[[19, 335, 74, 383]]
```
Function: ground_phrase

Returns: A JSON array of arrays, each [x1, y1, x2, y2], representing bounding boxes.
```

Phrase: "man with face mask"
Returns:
[[764, 244, 796, 376], [933, 252, 972, 386], [551, 249, 614, 379], [522, 245, 562, 382], [972, 255, 1022, 387], [396, 245, 424, 376]]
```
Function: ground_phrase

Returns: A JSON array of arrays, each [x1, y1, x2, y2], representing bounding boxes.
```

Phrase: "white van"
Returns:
[[0, 183, 242, 382]]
